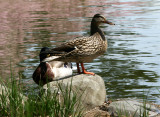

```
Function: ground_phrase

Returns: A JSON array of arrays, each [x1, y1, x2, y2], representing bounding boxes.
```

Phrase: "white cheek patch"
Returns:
[[42, 56, 60, 62]]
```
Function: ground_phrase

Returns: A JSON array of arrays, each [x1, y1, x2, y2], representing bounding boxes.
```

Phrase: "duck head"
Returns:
[[91, 14, 115, 26], [90, 14, 115, 38], [39, 47, 51, 62]]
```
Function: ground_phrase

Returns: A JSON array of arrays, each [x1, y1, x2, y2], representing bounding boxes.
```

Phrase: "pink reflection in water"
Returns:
[[0, 0, 108, 78], [0, 0, 149, 78]]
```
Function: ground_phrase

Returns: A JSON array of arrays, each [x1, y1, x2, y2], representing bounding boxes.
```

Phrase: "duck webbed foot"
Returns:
[[76, 63, 95, 76], [82, 70, 95, 75]]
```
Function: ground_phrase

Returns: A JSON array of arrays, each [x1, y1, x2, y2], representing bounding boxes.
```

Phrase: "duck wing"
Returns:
[[51, 44, 75, 53], [51, 36, 88, 52], [43, 36, 90, 62]]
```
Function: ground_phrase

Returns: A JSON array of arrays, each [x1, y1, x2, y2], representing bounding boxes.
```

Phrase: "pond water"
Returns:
[[0, 0, 160, 103]]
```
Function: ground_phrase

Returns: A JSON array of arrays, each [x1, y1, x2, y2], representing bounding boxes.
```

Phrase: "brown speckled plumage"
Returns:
[[52, 32, 107, 63], [43, 14, 114, 75]]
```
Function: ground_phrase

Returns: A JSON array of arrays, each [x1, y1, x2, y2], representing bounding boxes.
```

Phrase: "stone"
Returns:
[[108, 99, 160, 117], [43, 74, 106, 110]]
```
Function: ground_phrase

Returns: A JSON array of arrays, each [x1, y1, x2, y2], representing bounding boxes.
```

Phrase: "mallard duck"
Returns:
[[32, 47, 73, 86], [43, 14, 114, 75]]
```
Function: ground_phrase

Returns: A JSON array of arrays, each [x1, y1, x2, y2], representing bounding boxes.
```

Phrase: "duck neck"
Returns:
[[90, 22, 105, 41]]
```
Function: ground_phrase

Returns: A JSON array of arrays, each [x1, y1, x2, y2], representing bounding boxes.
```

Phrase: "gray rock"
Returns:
[[108, 99, 160, 117], [43, 74, 106, 110]]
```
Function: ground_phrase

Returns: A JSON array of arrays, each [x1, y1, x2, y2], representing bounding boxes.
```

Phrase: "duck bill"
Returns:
[[104, 20, 115, 25]]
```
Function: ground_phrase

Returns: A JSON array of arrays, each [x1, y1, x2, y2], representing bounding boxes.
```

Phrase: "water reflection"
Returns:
[[0, 0, 160, 103]]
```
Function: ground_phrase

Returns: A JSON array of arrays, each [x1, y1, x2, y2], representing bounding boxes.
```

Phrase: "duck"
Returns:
[[43, 14, 115, 75], [32, 47, 73, 86]]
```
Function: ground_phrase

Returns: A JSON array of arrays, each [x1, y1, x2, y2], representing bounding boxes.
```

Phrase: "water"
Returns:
[[0, 0, 160, 103]]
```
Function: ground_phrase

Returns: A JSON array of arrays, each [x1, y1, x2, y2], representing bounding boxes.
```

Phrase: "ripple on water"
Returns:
[[0, 0, 160, 103]]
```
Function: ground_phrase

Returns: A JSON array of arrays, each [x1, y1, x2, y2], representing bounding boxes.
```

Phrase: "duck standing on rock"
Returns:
[[43, 14, 115, 75], [32, 47, 73, 86]]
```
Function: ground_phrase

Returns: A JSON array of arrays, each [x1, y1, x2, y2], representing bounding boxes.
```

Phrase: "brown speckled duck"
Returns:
[[43, 14, 114, 75], [32, 47, 72, 86]]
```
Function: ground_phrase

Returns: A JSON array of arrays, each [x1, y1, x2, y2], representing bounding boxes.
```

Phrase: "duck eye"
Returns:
[[47, 54, 50, 57]]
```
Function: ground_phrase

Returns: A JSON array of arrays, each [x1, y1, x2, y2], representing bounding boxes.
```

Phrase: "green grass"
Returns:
[[0, 75, 84, 117], [0, 65, 157, 117]]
